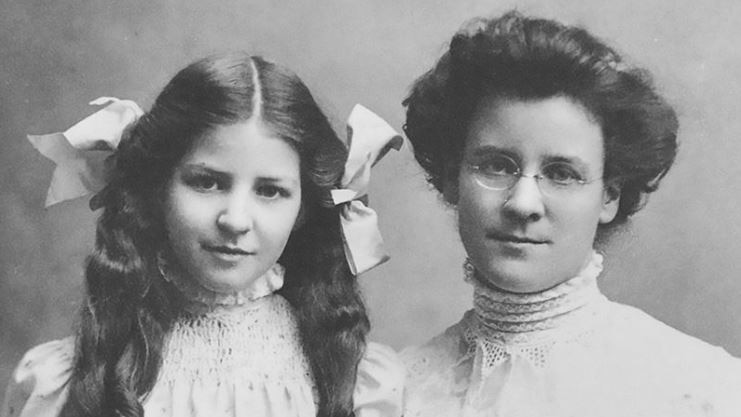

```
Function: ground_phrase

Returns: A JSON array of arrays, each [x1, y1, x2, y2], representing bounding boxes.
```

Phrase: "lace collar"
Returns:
[[158, 255, 285, 313], [467, 251, 606, 343]]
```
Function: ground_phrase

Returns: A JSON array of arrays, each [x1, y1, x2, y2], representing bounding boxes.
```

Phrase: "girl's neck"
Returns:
[[158, 254, 285, 314]]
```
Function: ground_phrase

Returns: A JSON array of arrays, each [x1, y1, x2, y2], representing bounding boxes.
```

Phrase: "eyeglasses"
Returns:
[[466, 153, 602, 197]]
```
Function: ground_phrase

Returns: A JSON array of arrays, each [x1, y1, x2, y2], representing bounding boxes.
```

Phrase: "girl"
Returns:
[[400, 10, 741, 417], [3, 52, 403, 417]]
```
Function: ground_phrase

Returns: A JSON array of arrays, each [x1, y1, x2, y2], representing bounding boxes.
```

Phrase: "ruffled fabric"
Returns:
[[354, 343, 405, 417], [2, 295, 404, 417], [1, 339, 73, 417], [402, 252, 741, 417]]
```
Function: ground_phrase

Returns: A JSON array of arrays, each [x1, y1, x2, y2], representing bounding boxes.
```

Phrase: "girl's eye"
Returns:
[[256, 185, 290, 199], [186, 175, 222, 192], [542, 163, 584, 185], [476, 154, 519, 176]]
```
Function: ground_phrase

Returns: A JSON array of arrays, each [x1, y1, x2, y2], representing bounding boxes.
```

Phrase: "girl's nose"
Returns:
[[501, 175, 546, 222], [216, 194, 254, 234]]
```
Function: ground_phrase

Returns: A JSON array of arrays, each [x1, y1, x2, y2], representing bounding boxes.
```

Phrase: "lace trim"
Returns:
[[462, 315, 599, 371], [464, 251, 607, 370], [158, 254, 285, 311]]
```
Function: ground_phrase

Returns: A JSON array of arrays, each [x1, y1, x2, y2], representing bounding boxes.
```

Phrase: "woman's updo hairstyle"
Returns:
[[403, 10, 678, 227]]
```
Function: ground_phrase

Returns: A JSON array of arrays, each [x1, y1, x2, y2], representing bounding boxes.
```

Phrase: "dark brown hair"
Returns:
[[60, 52, 368, 417], [403, 10, 678, 227]]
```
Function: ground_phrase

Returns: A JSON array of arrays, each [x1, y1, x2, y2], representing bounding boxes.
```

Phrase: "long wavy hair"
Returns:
[[403, 10, 679, 230], [60, 52, 369, 417]]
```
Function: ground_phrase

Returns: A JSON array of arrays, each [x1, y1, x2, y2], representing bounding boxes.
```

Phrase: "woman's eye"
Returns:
[[257, 185, 290, 199], [477, 155, 518, 176], [543, 163, 583, 185]]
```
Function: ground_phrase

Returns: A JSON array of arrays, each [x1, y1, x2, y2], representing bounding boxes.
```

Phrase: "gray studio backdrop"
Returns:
[[2, 0, 741, 390]]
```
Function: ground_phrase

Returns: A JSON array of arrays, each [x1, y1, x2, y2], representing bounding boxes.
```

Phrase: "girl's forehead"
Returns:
[[181, 120, 300, 176]]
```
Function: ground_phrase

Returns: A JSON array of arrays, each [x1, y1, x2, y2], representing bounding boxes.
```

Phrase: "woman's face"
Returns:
[[164, 118, 302, 293], [451, 96, 619, 293]]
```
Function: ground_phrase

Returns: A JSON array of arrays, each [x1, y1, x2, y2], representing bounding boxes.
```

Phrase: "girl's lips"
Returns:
[[203, 245, 255, 264]]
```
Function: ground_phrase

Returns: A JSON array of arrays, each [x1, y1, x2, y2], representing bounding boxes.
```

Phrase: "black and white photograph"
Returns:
[[2, 0, 741, 416]]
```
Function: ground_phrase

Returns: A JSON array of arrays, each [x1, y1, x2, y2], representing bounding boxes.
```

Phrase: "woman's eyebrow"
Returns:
[[469, 144, 517, 157], [542, 154, 593, 172], [468, 147, 598, 172]]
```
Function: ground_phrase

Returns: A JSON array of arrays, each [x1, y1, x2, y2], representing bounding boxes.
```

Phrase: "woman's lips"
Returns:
[[486, 231, 550, 245]]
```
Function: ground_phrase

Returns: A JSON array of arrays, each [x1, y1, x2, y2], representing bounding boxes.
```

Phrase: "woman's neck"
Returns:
[[469, 251, 606, 336]]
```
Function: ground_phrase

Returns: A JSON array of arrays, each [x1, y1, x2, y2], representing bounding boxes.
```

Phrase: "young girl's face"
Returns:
[[163, 118, 302, 293]]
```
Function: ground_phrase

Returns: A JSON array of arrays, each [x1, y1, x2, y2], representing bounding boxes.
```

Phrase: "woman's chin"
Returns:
[[479, 261, 568, 294]]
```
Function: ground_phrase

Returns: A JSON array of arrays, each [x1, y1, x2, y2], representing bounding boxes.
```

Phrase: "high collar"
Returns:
[[158, 255, 285, 314], [469, 251, 605, 340]]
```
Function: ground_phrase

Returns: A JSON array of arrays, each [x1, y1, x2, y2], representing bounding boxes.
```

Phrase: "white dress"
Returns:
[[402, 253, 741, 417], [2, 265, 404, 417]]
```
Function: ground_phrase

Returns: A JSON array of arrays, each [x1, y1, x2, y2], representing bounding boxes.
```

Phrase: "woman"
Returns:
[[401, 10, 741, 417]]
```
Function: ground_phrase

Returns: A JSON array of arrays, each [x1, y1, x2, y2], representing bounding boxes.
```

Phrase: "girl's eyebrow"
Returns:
[[179, 163, 226, 176], [181, 163, 300, 187]]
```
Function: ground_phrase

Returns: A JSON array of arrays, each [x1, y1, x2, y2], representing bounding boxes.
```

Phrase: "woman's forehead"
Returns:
[[465, 96, 605, 165]]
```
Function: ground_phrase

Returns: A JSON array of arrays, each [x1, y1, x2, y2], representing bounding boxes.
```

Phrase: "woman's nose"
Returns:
[[501, 175, 546, 222], [216, 193, 254, 234]]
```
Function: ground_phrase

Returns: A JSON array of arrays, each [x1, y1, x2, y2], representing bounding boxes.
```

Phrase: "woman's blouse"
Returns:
[[2, 266, 404, 417], [401, 252, 741, 417]]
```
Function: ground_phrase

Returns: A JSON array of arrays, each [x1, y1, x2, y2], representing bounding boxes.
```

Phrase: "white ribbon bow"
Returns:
[[27, 99, 401, 277], [332, 104, 403, 275], [27, 97, 143, 207]]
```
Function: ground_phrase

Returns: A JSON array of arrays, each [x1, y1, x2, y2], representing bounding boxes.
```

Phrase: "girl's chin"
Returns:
[[195, 275, 258, 293]]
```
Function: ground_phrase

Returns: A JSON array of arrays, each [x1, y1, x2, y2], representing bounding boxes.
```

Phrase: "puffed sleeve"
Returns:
[[1, 338, 74, 417], [352, 342, 405, 417]]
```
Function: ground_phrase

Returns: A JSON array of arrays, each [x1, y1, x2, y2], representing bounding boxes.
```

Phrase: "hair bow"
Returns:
[[27, 97, 143, 207], [28, 98, 401, 277], [333, 104, 403, 275]]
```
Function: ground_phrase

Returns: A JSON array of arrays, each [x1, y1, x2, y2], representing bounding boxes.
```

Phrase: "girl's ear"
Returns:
[[292, 205, 306, 231], [599, 180, 621, 224]]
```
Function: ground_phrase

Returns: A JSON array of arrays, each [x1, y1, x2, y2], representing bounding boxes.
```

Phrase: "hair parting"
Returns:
[[61, 52, 368, 417]]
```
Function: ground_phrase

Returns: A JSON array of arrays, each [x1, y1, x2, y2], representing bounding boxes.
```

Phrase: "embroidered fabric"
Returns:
[[157, 295, 311, 385], [2, 267, 406, 417], [142, 294, 319, 416]]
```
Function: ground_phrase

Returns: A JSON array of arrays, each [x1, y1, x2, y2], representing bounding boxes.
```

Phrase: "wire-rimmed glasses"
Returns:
[[466, 153, 602, 197]]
